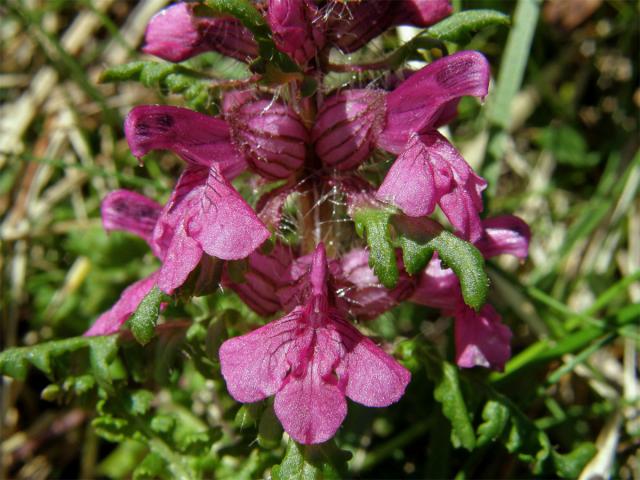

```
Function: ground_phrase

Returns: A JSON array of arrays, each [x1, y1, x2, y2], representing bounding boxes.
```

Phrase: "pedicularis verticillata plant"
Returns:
[[0, 1, 600, 478]]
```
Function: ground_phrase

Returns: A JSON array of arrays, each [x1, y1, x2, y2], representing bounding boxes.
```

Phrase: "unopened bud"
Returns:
[[143, 3, 258, 63], [313, 89, 386, 171], [267, 0, 326, 65], [224, 92, 308, 179]]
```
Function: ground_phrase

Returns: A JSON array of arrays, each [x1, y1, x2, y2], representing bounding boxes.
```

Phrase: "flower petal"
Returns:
[[378, 51, 490, 153], [124, 105, 246, 178], [186, 165, 270, 260], [151, 166, 209, 260], [101, 190, 161, 246], [333, 318, 411, 407], [273, 327, 347, 444], [157, 221, 203, 294], [409, 256, 460, 310], [475, 215, 531, 259], [377, 132, 486, 241], [85, 272, 158, 336], [219, 308, 305, 402], [455, 304, 512, 371], [376, 134, 439, 217]]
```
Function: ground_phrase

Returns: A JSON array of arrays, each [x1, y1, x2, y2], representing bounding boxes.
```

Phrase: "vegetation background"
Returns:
[[1, 0, 638, 478]]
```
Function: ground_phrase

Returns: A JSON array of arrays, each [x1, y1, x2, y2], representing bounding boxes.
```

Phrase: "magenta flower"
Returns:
[[374, 52, 491, 241], [326, 0, 452, 53], [411, 216, 530, 370], [376, 131, 487, 241], [142, 2, 258, 63], [223, 91, 308, 179], [219, 244, 410, 444], [125, 105, 270, 293], [313, 89, 386, 171], [85, 190, 163, 336], [455, 304, 512, 370], [377, 51, 491, 154], [151, 164, 270, 293], [125, 105, 247, 178], [267, 0, 326, 65], [474, 215, 531, 259]]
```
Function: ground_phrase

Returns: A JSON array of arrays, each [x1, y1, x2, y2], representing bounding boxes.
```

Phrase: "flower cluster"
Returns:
[[87, 0, 530, 444]]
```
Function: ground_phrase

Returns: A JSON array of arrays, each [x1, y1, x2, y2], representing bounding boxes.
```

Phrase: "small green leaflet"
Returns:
[[353, 207, 489, 310], [127, 285, 164, 346], [425, 9, 510, 44]]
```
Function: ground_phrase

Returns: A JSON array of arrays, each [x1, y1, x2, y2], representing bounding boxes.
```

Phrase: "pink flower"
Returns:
[[410, 216, 530, 370], [219, 244, 410, 444], [125, 106, 271, 293], [374, 52, 491, 241], [376, 131, 487, 242], [151, 164, 270, 294], [378, 51, 491, 154], [142, 3, 258, 63], [85, 190, 163, 336], [267, 0, 326, 65], [124, 105, 246, 178]]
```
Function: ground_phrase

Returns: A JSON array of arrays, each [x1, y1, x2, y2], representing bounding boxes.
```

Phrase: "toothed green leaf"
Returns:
[[425, 9, 510, 44], [0, 335, 118, 387], [272, 440, 350, 480], [476, 399, 510, 447], [428, 231, 489, 311], [127, 286, 163, 346], [353, 208, 398, 288], [425, 357, 476, 451]]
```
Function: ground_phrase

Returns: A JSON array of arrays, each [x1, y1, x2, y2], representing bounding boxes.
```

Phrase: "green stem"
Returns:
[[358, 419, 432, 472]]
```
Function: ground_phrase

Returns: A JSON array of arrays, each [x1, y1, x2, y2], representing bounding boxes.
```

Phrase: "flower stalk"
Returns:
[[86, 0, 530, 447]]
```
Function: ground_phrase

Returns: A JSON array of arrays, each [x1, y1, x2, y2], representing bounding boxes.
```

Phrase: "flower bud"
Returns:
[[312, 89, 386, 171], [143, 3, 258, 63], [395, 0, 453, 27], [223, 243, 293, 316], [326, 1, 393, 53], [224, 92, 308, 179], [327, 0, 451, 53], [267, 0, 326, 65]]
